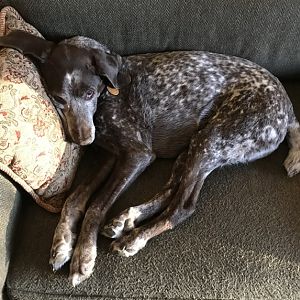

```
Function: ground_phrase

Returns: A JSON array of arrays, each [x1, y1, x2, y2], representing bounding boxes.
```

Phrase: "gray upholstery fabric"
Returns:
[[5, 81, 300, 299], [1, 1, 300, 299], [0, 173, 21, 300], [1, 0, 300, 78]]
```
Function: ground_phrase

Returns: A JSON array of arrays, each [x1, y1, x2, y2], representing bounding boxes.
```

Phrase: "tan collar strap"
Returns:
[[107, 86, 120, 96]]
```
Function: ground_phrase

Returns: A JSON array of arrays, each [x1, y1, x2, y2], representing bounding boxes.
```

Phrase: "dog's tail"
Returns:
[[284, 108, 300, 177]]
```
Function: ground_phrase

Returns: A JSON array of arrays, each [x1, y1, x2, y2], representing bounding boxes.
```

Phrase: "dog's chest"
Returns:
[[94, 94, 150, 153]]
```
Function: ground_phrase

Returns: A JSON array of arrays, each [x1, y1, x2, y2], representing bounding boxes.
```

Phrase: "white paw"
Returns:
[[49, 226, 76, 271], [284, 150, 300, 177], [102, 207, 142, 239], [111, 233, 147, 257], [69, 244, 97, 287]]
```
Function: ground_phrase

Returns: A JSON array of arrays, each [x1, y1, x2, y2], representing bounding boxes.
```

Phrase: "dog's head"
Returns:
[[0, 30, 130, 145]]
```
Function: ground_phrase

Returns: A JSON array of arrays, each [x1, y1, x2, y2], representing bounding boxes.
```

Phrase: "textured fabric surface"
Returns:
[[1, 1, 300, 299], [0, 7, 81, 213], [0, 172, 21, 300], [5, 81, 300, 299], [1, 0, 300, 78]]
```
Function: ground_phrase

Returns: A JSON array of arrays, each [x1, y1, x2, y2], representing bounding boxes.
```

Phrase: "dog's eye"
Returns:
[[85, 89, 95, 100]]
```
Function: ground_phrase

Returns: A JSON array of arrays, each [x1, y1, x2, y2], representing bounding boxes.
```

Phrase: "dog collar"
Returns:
[[107, 86, 120, 96]]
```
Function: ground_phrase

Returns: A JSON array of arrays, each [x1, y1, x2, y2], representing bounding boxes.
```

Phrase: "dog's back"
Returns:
[[95, 51, 292, 158]]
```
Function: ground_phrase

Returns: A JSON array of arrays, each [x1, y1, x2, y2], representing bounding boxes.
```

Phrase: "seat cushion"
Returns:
[[5, 81, 300, 299]]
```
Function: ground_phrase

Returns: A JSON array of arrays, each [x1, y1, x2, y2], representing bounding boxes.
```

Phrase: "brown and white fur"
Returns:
[[0, 30, 299, 286]]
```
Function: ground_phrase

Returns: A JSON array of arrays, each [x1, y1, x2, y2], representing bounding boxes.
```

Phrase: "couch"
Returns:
[[1, 0, 300, 299]]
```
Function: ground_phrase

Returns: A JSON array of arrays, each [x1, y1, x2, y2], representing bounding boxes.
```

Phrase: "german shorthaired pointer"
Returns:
[[1, 30, 300, 286]]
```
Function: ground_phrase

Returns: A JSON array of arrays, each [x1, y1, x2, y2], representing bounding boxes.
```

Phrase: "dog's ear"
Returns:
[[92, 49, 131, 89], [0, 30, 54, 62]]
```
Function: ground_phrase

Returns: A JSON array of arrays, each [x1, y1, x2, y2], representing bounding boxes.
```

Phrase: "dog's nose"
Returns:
[[79, 136, 94, 146], [71, 126, 95, 146]]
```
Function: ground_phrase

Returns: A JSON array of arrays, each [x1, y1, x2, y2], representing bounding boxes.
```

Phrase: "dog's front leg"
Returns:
[[69, 147, 154, 286], [50, 153, 115, 271]]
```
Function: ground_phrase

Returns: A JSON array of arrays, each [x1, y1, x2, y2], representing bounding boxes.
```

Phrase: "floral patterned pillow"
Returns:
[[0, 6, 82, 213]]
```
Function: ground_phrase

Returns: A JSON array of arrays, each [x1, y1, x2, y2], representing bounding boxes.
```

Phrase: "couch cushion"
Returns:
[[1, 0, 300, 78], [5, 81, 300, 299]]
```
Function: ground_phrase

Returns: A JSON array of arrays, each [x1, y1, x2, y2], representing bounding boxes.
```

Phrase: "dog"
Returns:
[[1, 30, 300, 286]]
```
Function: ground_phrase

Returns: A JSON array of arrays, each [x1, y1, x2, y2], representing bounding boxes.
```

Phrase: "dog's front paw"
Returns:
[[49, 224, 76, 271], [102, 207, 142, 239], [111, 230, 147, 257], [69, 241, 97, 287], [284, 150, 300, 177]]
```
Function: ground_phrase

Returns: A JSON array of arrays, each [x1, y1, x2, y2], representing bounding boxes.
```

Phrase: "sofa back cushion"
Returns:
[[1, 0, 299, 78]]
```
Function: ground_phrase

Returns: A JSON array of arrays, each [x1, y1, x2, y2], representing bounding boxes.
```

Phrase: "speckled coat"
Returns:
[[1, 31, 298, 286], [56, 46, 300, 286], [95, 51, 293, 163]]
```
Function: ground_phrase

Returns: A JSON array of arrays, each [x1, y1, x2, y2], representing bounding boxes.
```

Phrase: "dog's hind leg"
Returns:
[[102, 151, 188, 239], [110, 138, 216, 257], [111, 91, 290, 257], [284, 119, 300, 177], [111, 120, 224, 257]]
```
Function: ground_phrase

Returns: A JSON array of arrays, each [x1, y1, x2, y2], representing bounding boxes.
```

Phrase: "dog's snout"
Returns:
[[79, 136, 94, 146], [69, 123, 95, 146], [78, 127, 95, 145], [59, 101, 97, 146]]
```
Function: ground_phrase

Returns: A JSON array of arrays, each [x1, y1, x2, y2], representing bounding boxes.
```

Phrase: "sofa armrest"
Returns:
[[0, 172, 22, 300]]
